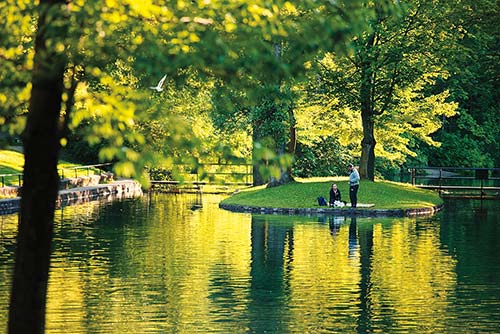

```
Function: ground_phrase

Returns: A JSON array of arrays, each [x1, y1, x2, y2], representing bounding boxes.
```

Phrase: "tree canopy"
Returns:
[[2, 1, 378, 333], [1, 1, 499, 330]]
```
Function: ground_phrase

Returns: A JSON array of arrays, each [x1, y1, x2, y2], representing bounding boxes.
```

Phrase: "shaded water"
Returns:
[[0, 194, 499, 333]]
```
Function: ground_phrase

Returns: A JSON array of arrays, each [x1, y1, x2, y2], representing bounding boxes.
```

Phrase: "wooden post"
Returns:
[[439, 168, 442, 191]]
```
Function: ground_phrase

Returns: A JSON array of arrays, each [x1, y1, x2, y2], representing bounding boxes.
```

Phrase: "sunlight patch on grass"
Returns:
[[295, 176, 349, 183], [1, 148, 92, 178], [0, 149, 25, 173]]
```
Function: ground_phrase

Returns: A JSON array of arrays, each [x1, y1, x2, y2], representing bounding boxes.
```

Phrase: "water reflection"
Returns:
[[248, 216, 293, 333], [0, 195, 499, 333]]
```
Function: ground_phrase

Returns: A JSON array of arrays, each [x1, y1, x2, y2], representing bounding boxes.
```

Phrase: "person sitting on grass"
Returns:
[[329, 183, 345, 207]]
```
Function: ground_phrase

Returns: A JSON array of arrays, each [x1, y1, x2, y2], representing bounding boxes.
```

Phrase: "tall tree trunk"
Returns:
[[8, 1, 68, 333], [267, 108, 296, 187], [266, 41, 294, 188], [267, 143, 290, 187], [252, 126, 267, 186], [358, 35, 377, 181], [286, 112, 297, 178], [359, 109, 376, 181]]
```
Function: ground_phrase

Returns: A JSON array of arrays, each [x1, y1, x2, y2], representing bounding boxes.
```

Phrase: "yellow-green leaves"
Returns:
[[2, 0, 373, 184], [0, 0, 35, 138]]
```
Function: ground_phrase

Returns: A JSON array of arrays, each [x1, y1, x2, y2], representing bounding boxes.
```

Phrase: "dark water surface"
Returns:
[[1, 194, 499, 333]]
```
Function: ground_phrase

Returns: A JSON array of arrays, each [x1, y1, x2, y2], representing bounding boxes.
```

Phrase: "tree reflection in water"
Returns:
[[1, 195, 499, 333]]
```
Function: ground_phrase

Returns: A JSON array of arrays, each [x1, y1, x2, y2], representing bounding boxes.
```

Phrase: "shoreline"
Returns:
[[0, 179, 143, 215], [219, 202, 443, 217]]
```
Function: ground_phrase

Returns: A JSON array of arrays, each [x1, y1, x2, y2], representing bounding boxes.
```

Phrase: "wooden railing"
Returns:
[[408, 166, 500, 198], [0, 173, 23, 187], [150, 162, 253, 190], [58, 163, 113, 179]]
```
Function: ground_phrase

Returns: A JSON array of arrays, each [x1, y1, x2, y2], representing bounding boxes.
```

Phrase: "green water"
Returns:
[[1, 194, 499, 333]]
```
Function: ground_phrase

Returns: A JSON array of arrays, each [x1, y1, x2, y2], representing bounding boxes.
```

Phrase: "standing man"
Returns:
[[348, 164, 360, 208]]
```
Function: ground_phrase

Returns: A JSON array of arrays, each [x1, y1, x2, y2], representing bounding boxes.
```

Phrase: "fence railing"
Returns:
[[0, 163, 114, 188], [409, 167, 500, 185], [0, 173, 23, 188], [58, 163, 113, 179], [150, 162, 253, 187], [408, 167, 500, 198]]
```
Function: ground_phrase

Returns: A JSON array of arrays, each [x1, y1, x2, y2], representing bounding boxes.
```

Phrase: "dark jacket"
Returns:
[[329, 188, 342, 205]]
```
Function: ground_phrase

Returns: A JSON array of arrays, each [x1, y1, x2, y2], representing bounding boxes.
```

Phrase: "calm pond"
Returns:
[[0, 193, 499, 333]]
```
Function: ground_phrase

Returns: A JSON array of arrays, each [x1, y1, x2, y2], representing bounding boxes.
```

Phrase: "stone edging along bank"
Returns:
[[0, 179, 143, 215], [219, 203, 443, 217]]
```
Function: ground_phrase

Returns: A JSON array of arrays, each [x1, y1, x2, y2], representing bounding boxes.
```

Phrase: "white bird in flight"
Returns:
[[150, 74, 167, 92]]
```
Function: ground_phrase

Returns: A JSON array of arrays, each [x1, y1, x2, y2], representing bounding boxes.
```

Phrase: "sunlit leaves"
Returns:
[[302, 0, 462, 170], [2, 0, 372, 183], [0, 0, 35, 142]]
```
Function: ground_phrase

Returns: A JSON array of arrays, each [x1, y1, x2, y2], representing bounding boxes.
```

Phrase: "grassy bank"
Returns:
[[0, 148, 80, 172], [0, 148, 88, 187], [221, 177, 442, 210]]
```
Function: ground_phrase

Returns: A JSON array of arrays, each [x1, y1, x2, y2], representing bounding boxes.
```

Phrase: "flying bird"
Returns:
[[150, 74, 167, 92]]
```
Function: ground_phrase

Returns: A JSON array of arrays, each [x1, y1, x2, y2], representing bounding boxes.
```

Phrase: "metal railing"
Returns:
[[0, 173, 23, 187], [58, 163, 113, 179]]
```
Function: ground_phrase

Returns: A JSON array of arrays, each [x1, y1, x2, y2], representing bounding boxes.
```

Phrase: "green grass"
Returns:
[[221, 177, 442, 210], [0, 148, 25, 175], [0, 148, 93, 187]]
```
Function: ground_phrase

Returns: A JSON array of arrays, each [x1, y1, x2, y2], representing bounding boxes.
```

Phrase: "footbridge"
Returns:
[[409, 167, 500, 199]]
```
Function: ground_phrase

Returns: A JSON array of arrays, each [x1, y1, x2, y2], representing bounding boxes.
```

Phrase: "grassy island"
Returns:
[[221, 177, 442, 210]]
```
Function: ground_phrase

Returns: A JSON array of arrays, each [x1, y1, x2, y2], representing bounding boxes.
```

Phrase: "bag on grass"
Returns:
[[317, 196, 327, 206]]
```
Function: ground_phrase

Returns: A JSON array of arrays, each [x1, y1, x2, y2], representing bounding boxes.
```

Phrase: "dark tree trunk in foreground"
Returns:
[[8, 1, 68, 333]]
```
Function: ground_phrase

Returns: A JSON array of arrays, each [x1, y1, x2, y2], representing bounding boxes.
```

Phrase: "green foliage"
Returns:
[[0, 0, 378, 186], [251, 85, 294, 146], [0, 0, 34, 138], [303, 0, 460, 175], [61, 0, 373, 182], [374, 84, 457, 164], [425, 0, 500, 168], [293, 137, 352, 177], [429, 131, 494, 168], [207, 1, 375, 184], [1, 0, 497, 184]]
